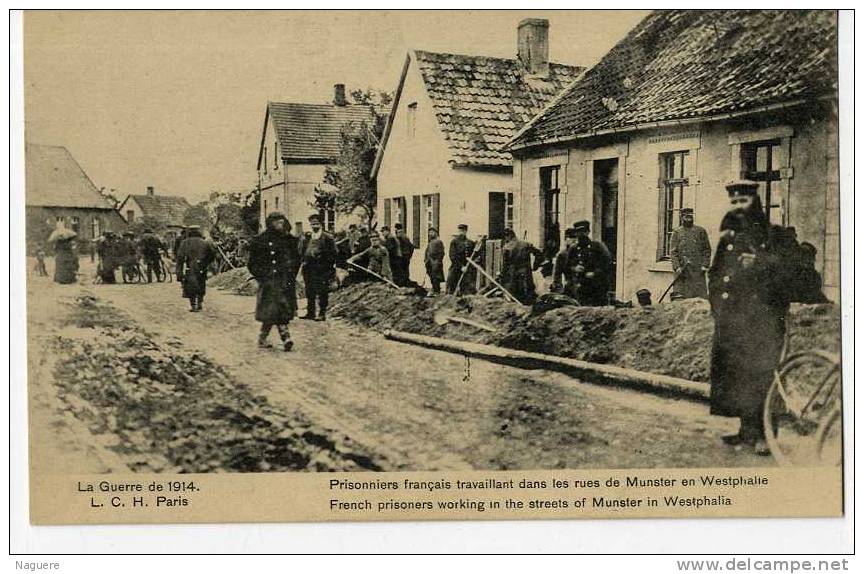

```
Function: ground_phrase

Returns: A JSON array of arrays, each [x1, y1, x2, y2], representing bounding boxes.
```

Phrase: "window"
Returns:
[[540, 166, 560, 227], [406, 103, 417, 139], [70, 216, 80, 233], [91, 218, 101, 239], [740, 140, 783, 224], [505, 192, 514, 229], [657, 151, 692, 260], [126, 210, 135, 223], [318, 194, 336, 232], [392, 197, 406, 230], [275, 196, 279, 210]]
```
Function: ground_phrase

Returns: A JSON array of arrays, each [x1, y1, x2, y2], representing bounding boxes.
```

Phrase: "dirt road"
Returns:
[[28, 260, 767, 472]]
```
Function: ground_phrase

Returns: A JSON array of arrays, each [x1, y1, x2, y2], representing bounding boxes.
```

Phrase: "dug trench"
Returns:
[[324, 282, 841, 385], [211, 268, 841, 385], [49, 293, 384, 473]]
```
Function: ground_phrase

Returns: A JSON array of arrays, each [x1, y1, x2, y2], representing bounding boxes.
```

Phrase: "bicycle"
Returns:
[[763, 345, 841, 466]]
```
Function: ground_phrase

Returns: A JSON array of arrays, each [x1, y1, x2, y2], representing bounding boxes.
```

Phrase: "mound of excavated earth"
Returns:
[[329, 283, 840, 383], [210, 267, 306, 296]]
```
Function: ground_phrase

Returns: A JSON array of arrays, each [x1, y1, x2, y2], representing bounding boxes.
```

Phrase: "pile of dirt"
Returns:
[[52, 295, 382, 473], [209, 267, 306, 296], [329, 283, 841, 383]]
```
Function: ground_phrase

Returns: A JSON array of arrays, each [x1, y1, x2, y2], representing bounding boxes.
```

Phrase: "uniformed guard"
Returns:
[[669, 207, 711, 299], [175, 225, 217, 312], [299, 213, 337, 321], [708, 180, 794, 456], [557, 220, 612, 306], [393, 223, 415, 286], [498, 227, 537, 304], [138, 227, 166, 283], [119, 231, 140, 283], [424, 227, 445, 294], [446, 224, 477, 295], [248, 213, 301, 350]]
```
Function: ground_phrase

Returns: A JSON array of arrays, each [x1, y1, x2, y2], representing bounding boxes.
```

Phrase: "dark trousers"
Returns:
[[260, 322, 291, 342], [144, 256, 160, 283], [304, 270, 330, 317]]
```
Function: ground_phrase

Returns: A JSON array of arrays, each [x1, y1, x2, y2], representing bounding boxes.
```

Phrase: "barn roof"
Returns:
[[25, 143, 115, 210], [373, 50, 583, 175], [510, 10, 838, 150], [260, 101, 378, 166], [121, 194, 191, 227]]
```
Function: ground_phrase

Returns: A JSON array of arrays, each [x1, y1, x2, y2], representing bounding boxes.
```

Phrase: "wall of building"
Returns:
[[514, 104, 839, 302], [377, 54, 514, 281], [26, 206, 126, 253]]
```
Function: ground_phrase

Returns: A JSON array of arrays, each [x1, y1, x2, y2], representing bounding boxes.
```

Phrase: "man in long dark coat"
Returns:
[[53, 237, 79, 284], [499, 228, 537, 304], [424, 227, 445, 294], [299, 214, 337, 321], [248, 213, 301, 350], [669, 207, 712, 300], [708, 180, 794, 456], [393, 223, 415, 286], [446, 224, 477, 295], [96, 232, 119, 284], [175, 225, 216, 312]]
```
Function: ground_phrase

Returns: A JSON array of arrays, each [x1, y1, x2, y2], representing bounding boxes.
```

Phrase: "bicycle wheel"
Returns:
[[815, 408, 842, 466], [765, 352, 840, 465]]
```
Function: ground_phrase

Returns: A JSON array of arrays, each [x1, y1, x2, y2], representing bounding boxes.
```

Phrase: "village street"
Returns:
[[28, 259, 768, 474]]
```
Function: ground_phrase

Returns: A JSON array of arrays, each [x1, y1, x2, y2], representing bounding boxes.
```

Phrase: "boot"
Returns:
[[188, 298, 197, 312], [257, 333, 272, 349]]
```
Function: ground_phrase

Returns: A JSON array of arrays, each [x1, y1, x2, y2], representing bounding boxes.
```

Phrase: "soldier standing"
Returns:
[[138, 228, 166, 283], [498, 228, 537, 304], [393, 223, 415, 286], [424, 227, 445, 294], [446, 224, 477, 295], [119, 231, 140, 283], [175, 225, 216, 312], [669, 207, 711, 299], [299, 214, 336, 321], [708, 180, 794, 456], [558, 220, 612, 306], [552, 227, 579, 298], [248, 213, 300, 350]]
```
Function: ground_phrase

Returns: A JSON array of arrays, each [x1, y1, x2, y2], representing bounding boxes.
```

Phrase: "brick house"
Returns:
[[25, 143, 126, 252], [372, 19, 583, 280], [256, 85, 377, 234], [507, 10, 839, 302]]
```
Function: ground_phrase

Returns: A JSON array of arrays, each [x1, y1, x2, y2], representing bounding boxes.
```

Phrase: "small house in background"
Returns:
[[118, 186, 192, 244], [372, 18, 584, 280], [508, 10, 839, 302], [256, 85, 377, 234], [25, 143, 126, 252]]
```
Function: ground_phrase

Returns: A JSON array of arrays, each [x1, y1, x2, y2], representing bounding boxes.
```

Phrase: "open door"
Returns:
[[488, 192, 506, 240], [593, 158, 618, 294]]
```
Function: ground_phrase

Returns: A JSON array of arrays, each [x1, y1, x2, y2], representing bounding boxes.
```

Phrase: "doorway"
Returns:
[[593, 158, 619, 293]]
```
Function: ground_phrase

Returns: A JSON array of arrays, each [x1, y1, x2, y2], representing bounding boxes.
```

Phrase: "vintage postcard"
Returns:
[[21, 9, 846, 525]]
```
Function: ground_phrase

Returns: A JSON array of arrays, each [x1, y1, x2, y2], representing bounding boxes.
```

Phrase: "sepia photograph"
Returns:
[[17, 8, 848, 531]]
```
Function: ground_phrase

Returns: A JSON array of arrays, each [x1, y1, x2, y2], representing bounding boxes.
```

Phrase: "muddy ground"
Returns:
[[28, 260, 769, 472]]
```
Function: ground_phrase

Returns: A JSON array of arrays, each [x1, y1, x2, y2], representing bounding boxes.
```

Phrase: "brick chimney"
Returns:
[[146, 186, 155, 196], [518, 18, 549, 77], [333, 83, 347, 106]]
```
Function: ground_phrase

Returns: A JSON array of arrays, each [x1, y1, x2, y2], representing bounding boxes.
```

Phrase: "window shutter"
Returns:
[[399, 197, 407, 230], [656, 159, 666, 262], [383, 198, 391, 228], [432, 193, 440, 231], [412, 195, 421, 246]]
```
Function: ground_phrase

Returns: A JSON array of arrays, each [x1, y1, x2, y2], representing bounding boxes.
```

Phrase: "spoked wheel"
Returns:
[[764, 351, 841, 466], [815, 407, 842, 466]]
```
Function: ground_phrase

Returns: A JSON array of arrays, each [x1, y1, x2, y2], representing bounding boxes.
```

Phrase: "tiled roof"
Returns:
[[414, 50, 584, 166], [266, 102, 377, 163], [25, 143, 115, 210], [123, 194, 191, 227], [510, 10, 838, 150]]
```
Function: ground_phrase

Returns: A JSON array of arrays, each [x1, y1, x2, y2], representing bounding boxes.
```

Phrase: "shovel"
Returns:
[[432, 310, 497, 333]]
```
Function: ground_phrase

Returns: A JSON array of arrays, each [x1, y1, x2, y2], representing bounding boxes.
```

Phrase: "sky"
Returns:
[[24, 10, 649, 204]]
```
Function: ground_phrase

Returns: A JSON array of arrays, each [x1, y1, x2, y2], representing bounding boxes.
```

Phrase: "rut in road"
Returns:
[[50, 293, 386, 473]]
